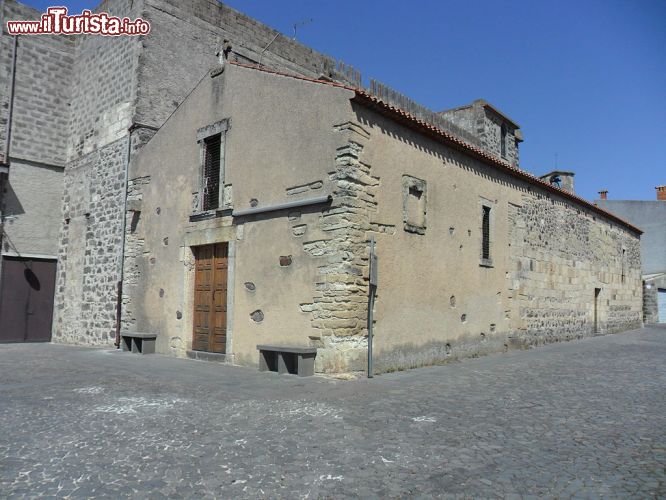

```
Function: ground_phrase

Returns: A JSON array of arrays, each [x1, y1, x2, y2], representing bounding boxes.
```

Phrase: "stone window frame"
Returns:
[[479, 197, 495, 268], [195, 118, 230, 213], [402, 175, 427, 235]]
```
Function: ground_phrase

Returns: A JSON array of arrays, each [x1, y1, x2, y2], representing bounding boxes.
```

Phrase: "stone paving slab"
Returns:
[[1, 326, 665, 498]]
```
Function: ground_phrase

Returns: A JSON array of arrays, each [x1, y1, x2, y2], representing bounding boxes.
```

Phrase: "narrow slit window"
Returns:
[[621, 248, 626, 284], [202, 134, 222, 210], [482, 205, 491, 260], [500, 123, 507, 158]]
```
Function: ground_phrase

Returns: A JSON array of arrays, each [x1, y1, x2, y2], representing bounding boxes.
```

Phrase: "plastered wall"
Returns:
[[123, 65, 363, 370]]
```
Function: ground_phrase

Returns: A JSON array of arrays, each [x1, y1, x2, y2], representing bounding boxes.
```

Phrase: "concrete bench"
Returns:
[[257, 344, 317, 377], [121, 331, 157, 355]]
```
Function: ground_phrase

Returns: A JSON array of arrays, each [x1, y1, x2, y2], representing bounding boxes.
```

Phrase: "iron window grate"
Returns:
[[482, 205, 491, 260], [202, 134, 222, 211]]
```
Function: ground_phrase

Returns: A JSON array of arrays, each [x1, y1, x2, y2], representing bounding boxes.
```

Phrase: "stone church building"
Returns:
[[1, 0, 643, 373]]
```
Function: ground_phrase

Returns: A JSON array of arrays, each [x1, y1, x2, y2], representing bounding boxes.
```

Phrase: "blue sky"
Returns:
[[19, 0, 666, 201]]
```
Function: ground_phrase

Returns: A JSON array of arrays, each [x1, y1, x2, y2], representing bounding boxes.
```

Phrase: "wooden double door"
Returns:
[[193, 243, 228, 353]]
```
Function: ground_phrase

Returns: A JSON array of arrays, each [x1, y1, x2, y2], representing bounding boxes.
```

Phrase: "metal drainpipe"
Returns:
[[0, 33, 19, 294], [114, 127, 134, 348], [367, 237, 377, 378], [4, 35, 18, 166], [232, 195, 331, 217], [114, 123, 159, 347]]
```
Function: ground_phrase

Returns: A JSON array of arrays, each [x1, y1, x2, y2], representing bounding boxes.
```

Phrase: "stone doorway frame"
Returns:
[[182, 225, 236, 362]]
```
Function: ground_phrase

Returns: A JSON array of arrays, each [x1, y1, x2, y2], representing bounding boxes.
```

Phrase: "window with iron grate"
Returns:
[[202, 134, 222, 210], [482, 205, 491, 261]]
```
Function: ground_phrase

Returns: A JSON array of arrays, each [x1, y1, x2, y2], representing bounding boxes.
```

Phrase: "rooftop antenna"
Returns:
[[292, 18, 313, 40], [258, 32, 280, 67], [554, 152, 558, 170]]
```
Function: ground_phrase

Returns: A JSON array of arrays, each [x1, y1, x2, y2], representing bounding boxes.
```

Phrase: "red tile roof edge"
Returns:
[[227, 61, 642, 235]]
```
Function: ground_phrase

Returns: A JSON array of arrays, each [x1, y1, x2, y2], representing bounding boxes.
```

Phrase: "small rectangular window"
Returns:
[[482, 205, 491, 260], [202, 134, 221, 210]]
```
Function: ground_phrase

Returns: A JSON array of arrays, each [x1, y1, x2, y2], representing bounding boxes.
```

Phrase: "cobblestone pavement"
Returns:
[[1, 326, 665, 499]]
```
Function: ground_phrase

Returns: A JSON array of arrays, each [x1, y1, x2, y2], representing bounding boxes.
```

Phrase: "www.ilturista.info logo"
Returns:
[[6, 6, 151, 36]]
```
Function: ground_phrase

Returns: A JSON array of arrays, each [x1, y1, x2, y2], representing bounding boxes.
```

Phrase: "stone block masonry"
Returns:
[[120, 174, 151, 332], [1, 1, 74, 166], [508, 193, 642, 342], [643, 277, 665, 325], [1, 160, 63, 256], [297, 121, 398, 373], [53, 137, 130, 345], [66, 0, 141, 160], [135, 0, 359, 131]]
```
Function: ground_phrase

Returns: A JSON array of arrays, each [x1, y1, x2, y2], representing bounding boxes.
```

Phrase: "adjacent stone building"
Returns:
[[0, 0, 69, 342], [596, 188, 666, 324], [121, 61, 642, 373], [2, 0, 644, 374]]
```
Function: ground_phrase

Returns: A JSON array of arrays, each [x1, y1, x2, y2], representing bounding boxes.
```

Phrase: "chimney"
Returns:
[[599, 190, 608, 200], [656, 185, 666, 201]]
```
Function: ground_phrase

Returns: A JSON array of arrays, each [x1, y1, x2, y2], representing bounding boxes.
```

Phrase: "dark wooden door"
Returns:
[[0, 257, 57, 343], [193, 244, 228, 353]]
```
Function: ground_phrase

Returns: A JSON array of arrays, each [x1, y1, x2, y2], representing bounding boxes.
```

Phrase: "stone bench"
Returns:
[[257, 344, 317, 377], [121, 331, 157, 355]]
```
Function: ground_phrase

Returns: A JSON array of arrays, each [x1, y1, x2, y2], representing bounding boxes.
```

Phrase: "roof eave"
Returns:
[[223, 62, 640, 235], [351, 92, 642, 235]]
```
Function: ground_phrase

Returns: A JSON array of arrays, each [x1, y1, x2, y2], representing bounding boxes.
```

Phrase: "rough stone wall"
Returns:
[[508, 193, 642, 342], [52, 137, 129, 345], [135, 0, 355, 131], [439, 103, 519, 166], [1, 160, 63, 256], [120, 174, 151, 331], [154, 0, 347, 78], [8, 35, 74, 165], [643, 276, 665, 325], [66, 0, 142, 160], [482, 108, 519, 166], [642, 281, 658, 324], [438, 106, 479, 142]]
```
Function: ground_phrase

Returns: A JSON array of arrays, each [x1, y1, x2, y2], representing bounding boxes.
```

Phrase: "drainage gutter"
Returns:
[[232, 195, 331, 218]]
